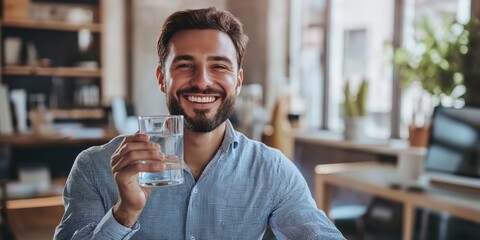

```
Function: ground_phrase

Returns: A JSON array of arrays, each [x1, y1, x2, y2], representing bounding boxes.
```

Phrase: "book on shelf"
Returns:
[[0, 84, 14, 135]]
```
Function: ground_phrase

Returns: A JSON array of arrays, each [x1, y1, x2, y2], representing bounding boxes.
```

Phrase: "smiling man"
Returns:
[[54, 7, 344, 240]]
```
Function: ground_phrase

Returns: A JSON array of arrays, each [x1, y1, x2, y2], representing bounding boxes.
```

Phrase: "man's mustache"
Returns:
[[177, 87, 226, 98]]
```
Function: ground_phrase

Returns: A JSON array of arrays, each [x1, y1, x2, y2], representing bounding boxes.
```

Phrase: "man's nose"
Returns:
[[191, 66, 213, 89]]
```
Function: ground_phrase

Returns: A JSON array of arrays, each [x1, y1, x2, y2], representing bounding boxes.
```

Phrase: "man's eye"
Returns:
[[212, 65, 228, 70], [177, 64, 194, 69]]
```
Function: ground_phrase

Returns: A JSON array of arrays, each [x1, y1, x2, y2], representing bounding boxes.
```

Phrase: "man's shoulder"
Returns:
[[235, 131, 292, 166], [76, 135, 124, 164], [236, 132, 282, 154]]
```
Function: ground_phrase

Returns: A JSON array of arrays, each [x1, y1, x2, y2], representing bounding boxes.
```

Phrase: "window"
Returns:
[[293, 0, 472, 140], [290, 0, 327, 129], [327, 0, 395, 139]]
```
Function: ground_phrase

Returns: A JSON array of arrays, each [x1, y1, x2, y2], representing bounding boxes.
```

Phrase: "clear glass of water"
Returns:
[[138, 115, 184, 187]]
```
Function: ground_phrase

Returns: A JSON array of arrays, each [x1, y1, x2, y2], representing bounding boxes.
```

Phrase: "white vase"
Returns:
[[344, 117, 365, 141], [4, 37, 22, 66]]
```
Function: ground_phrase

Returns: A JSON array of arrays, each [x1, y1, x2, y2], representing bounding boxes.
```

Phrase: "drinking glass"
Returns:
[[138, 115, 184, 187]]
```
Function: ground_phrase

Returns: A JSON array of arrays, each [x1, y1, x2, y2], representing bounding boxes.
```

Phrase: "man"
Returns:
[[54, 7, 344, 239]]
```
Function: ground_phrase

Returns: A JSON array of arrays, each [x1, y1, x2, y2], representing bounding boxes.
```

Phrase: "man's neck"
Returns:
[[184, 122, 227, 180]]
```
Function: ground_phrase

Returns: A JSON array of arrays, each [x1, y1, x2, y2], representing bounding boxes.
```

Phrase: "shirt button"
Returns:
[[192, 187, 198, 193]]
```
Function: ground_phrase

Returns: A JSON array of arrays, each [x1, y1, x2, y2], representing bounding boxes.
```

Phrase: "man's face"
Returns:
[[157, 29, 243, 132]]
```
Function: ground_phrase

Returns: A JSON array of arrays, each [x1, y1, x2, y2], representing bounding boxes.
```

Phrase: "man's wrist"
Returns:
[[112, 202, 141, 228]]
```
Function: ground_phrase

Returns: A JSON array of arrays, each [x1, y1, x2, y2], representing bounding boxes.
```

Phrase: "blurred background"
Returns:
[[1, 0, 480, 239]]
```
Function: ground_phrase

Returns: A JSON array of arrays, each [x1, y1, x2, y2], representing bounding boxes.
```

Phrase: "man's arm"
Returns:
[[269, 157, 345, 240], [54, 150, 140, 240], [54, 134, 166, 239]]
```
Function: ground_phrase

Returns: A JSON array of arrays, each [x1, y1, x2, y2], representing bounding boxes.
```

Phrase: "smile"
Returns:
[[186, 96, 217, 103]]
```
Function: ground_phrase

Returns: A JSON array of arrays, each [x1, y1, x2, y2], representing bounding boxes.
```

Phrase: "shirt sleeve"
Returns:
[[53, 150, 140, 240], [269, 156, 345, 240]]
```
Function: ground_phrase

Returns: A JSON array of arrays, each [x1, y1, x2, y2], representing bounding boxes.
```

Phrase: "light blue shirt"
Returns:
[[54, 121, 344, 239]]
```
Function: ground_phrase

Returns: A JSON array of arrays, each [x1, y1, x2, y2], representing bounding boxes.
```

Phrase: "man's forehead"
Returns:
[[166, 29, 237, 62]]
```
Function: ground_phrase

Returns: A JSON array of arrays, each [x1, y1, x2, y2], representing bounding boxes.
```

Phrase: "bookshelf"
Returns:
[[1, 0, 104, 120]]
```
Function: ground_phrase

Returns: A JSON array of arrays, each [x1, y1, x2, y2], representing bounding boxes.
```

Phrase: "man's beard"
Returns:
[[167, 87, 236, 133]]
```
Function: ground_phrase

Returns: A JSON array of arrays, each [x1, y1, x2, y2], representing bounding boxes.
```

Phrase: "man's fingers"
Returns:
[[123, 133, 149, 143], [112, 150, 165, 173], [111, 135, 161, 167], [113, 161, 167, 186], [112, 134, 150, 156], [112, 141, 160, 163]]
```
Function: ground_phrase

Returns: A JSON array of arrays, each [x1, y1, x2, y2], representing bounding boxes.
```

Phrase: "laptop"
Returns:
[[420, 106, 480, 190]]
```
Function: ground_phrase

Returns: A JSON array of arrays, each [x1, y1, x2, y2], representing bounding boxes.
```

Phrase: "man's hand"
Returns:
[[110, 133, 166, 228]]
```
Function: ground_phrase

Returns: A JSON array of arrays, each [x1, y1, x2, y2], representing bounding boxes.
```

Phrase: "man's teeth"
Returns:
[[187, 96, 216, 103]]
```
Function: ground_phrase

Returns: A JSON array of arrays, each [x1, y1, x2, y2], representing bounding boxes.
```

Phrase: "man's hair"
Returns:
[[157, 7, 249, 70]]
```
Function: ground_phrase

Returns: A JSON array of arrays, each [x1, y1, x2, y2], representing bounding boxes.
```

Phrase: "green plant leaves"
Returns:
[[393, 16, 480, 97]]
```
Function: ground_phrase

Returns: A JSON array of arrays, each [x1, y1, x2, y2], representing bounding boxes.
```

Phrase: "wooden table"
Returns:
[[315, 162, 480, 240]]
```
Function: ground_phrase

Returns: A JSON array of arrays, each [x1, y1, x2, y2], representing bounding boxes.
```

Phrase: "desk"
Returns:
[[294, 130, 426, 194], [295, 130, 425, 156], [315, 162, 480, 240]]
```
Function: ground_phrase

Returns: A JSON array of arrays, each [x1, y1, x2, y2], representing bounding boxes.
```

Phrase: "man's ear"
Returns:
[[236, 68, 244, 96], [156, 66, 166, 93]]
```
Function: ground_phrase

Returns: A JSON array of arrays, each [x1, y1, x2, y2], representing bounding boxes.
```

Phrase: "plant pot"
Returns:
[[344, 117, 365, 142], [408, 125, 429, 147]]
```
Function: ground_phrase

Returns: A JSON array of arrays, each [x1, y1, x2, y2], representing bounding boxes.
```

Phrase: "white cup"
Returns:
[[397, 151, 424, 181]]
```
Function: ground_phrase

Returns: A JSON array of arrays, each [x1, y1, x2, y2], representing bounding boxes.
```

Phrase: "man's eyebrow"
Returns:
[[172, 55, 194, 62], [207, 56, 233, 65], [172, 55, 234, 65]]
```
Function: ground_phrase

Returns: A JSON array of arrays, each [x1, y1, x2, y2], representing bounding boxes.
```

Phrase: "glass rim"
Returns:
[[137, 115, 183, 120]]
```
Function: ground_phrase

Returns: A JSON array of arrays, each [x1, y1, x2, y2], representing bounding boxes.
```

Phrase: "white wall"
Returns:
[[226, 0, 289, 112], [102, 0, 127, 105]]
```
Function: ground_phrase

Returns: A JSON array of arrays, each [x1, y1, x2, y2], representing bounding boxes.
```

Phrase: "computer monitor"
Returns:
[[422, 106, 480, 189]]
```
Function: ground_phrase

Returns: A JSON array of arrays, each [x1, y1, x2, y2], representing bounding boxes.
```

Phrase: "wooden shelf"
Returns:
[[0, 128, 118, 147], [4, 178, 66, 210], [7, 196, 63, 210], [2, 66, 102, 78], [51, 108, 105, 120], [1, 18, 101, 32]]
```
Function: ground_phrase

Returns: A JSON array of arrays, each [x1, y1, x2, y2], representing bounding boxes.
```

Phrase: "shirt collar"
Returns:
[[220, 120, 239, 153]]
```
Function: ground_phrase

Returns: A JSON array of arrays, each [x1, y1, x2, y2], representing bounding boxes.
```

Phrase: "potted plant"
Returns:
[[393, 16, 480, 146], [395, 16, 480, 104], [343, 79, 368, 141]]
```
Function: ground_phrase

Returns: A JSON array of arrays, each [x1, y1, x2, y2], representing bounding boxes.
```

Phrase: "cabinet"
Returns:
[[1, 0, 105, 121]]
